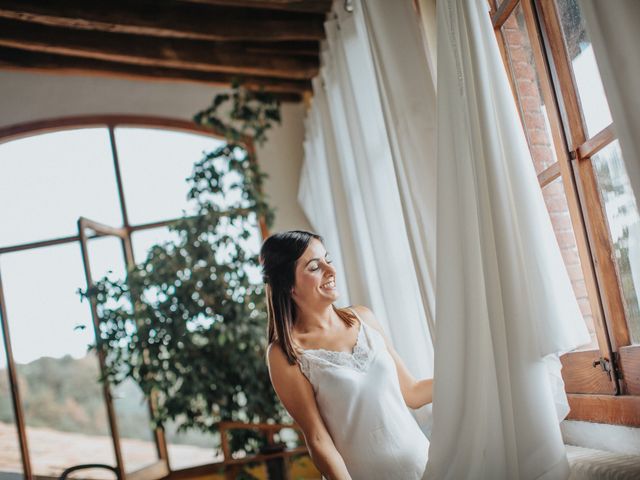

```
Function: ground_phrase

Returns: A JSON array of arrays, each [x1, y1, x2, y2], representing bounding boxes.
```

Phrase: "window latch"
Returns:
[[592, 357, 612, 381]]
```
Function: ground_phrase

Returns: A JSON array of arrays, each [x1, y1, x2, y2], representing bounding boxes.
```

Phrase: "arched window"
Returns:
[[0, 116, 264, 478]]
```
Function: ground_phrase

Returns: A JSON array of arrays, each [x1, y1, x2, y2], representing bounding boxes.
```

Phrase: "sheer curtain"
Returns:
[[298, 101, 352, 307], [424, 1, 591, 479], [299, 0, 592, 476], [358, 0, 438, 341], [298, 0, 435, 434]]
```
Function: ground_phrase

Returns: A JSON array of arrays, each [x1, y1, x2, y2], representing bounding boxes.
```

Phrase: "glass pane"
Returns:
[[86, 236, 159, 472], [132, 217, 263, 286], [0, 128, 122, 248], [164, 418, 222, 470], [0, 314, 23, 478], [114, 127, 225, 226], [0, 244, 116, 478], [502, 3, 559, 175], [556, 0, 613, 137], [542, 177, 598, 350], [131, 227, 182, 264], [591, 141, 640, 344]]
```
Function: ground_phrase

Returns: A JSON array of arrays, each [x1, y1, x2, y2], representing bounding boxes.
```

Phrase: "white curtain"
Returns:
[[298, 0, 435, 434], [579, 0, 640, 202], [298, 103, 352, 307], [300, 0, 593, 477], [424, 1, 591, 479], [358, 0, 438, 341]]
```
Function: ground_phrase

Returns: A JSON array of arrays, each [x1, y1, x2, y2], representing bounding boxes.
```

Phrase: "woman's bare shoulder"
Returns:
[[266, 341, 288, 365]]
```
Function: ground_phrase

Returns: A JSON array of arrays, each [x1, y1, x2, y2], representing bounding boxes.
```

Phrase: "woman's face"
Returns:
[[292, 238, 339, 307]]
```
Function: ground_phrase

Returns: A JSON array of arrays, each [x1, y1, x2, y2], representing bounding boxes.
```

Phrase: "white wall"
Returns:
[[0, 70, 312, 235]]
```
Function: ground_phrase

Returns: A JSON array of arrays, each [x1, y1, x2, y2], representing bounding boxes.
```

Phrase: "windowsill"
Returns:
[[567, 394, 640, 427]]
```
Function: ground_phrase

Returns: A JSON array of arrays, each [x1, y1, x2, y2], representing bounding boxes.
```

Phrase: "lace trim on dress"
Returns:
[[297, 312, 373, 378]]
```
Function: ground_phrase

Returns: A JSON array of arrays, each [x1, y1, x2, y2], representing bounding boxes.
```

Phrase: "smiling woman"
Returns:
[[260, 230, 432, 480]]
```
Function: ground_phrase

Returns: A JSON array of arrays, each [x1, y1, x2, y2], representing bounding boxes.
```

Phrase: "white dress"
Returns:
[[296, 308, 429, 480]]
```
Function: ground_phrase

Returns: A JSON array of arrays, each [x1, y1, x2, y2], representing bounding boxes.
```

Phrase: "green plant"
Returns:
[[80, 81, 293, 461]]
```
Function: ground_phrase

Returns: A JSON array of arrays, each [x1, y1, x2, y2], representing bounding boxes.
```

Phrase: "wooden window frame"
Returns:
[[490, 0, 640, 426]]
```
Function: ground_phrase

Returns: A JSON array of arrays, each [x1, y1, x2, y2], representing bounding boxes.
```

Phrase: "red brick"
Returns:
[[517, 79, 539, 98], [567, 263, 585, 282], [550, 212, 573, 231], [545, 195, 568, 213], [509, 45, 530, 63], [513, 61, 536, 81], [543, 180, 564, 195], [556, 230, 577, 250], [520, 95, 541, 111], [524, 112, 546, 130], [561, 247, 580, 266], [505, 29, 524, 46], [529, 129, 551, 146]]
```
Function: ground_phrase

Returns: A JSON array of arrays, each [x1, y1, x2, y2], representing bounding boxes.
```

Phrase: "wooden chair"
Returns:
[[58, 463, 120, 480], [218, 421, 309, 480]]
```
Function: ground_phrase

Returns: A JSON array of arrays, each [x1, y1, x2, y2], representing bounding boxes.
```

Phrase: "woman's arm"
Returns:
[[266, 343, 353, 480], [306, 437, 352, 480], [352, 305, 433, 409]]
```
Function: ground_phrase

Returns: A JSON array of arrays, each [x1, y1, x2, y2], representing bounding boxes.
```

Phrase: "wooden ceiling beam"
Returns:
[[0, 0, 326, 41], [241, 41, 319, 57], [0, 47, 309, 99], [178, 0, 333, 14], [0, 19, 319, 79]]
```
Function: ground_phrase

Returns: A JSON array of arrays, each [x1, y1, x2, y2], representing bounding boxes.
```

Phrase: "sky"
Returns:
[[0, 127, 262, 368]]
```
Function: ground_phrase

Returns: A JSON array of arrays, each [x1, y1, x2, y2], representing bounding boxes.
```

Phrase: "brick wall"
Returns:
[[502, 8, 596, 349]]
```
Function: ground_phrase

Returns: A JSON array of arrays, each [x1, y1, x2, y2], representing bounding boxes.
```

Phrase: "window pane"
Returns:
[[131, 227, 182, 264], [165, 418, 222, 470], [502, 3, 559, 175], [591, 141, 640, 344], [86, 236, 159, 472], [542, 177, 598, 350], [132, 217, 263, 286], [555, 0, 613, 137], [114, 128, 224, 226], [0, 129, 122, 248], [0, 244, 116, 478], [0, 320, 22, 478]]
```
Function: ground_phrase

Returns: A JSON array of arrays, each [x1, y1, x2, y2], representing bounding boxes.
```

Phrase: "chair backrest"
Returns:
[[59, 463, 121, 480]]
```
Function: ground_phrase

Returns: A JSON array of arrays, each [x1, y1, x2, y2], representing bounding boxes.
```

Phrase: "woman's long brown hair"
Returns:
[[259, 230, 357, 365]]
